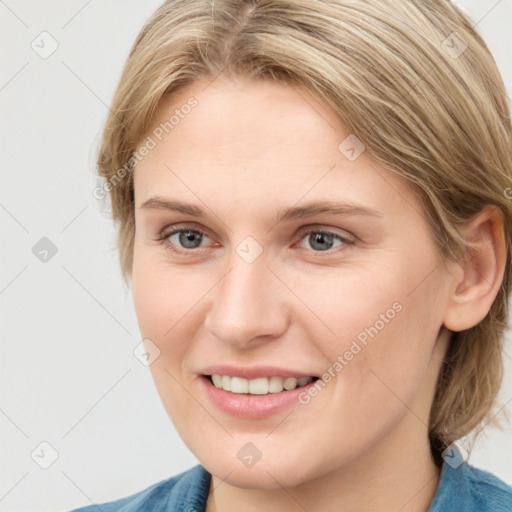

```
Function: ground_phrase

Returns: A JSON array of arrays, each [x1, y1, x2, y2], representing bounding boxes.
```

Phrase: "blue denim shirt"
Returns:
[[70, 459, 512, 511]]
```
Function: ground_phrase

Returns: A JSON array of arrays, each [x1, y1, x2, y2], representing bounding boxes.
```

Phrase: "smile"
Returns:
[[209, 375, 317, 394]]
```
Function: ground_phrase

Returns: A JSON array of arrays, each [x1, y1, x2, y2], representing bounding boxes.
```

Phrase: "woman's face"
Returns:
[[132, 76, 455, 489]]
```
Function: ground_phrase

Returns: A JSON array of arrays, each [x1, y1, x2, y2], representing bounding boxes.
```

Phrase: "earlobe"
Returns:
[[443, 206, 506, 332]]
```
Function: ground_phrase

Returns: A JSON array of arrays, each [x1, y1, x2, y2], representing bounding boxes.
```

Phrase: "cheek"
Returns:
[[131, 252, 220, 417], [131, 258, 195, 420], [299, 255, 446, 399], [131, 259, 204, 424], [286, 260, 416, 347], [132, 246, 207, 341]]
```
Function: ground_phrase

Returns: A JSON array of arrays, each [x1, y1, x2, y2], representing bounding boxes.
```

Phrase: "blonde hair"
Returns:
[[96, 0, 512, 463]]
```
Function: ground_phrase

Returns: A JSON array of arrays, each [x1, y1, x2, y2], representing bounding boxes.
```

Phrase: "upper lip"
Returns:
[[200, 365, 318, 380]]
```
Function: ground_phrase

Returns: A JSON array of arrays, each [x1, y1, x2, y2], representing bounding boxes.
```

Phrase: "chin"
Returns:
[[207, 458, 315, 490], [193, 437, 329, 490]]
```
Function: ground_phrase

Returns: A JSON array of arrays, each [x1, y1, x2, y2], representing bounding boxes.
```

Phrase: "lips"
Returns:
[[198, 365, 320, 418]]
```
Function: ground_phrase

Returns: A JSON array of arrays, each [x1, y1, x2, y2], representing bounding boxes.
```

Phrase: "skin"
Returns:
[[131, 76, 505, 512]]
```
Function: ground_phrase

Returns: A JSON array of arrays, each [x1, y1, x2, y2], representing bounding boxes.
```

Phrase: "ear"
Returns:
[[443, 206, 507, 332]]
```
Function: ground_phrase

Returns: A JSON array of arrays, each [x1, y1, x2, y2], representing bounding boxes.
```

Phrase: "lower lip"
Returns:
[[200, 376, 317, 419]]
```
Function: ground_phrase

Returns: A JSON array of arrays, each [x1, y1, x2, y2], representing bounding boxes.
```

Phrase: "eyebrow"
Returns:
[[139, 196, 383, 223]]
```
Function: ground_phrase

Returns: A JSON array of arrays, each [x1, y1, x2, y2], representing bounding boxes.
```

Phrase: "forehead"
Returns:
[[133, 77, 423, 219], [143, 76, 344, 162]]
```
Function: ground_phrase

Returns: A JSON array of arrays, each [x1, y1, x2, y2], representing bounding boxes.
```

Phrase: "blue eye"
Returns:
[[298, 230, 349, 252], [164, 229, 208, 250], [159, 225, 353, 255]]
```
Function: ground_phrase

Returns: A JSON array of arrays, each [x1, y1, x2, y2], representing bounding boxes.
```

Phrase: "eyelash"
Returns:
[[157, 224, 355, 256]]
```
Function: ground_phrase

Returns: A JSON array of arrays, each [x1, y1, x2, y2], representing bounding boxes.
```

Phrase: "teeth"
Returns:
[[231, 377, 249, 393], [297, 377, 311, 387], [283, 377, 297, 390], [210, 375, 314, 394], [269, 376, 284, 393], [221, 375, 231, 391], [249, 377, 268, 395]]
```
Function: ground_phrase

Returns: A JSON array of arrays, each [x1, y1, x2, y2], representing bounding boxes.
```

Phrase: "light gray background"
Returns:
[[1, 1, 511, 510]]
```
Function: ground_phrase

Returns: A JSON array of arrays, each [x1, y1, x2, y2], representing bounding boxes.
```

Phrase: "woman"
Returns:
[[73, 0, 512, 510]]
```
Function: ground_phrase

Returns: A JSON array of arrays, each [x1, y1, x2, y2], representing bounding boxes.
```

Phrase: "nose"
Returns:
[[203, 251, 289, 349]]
